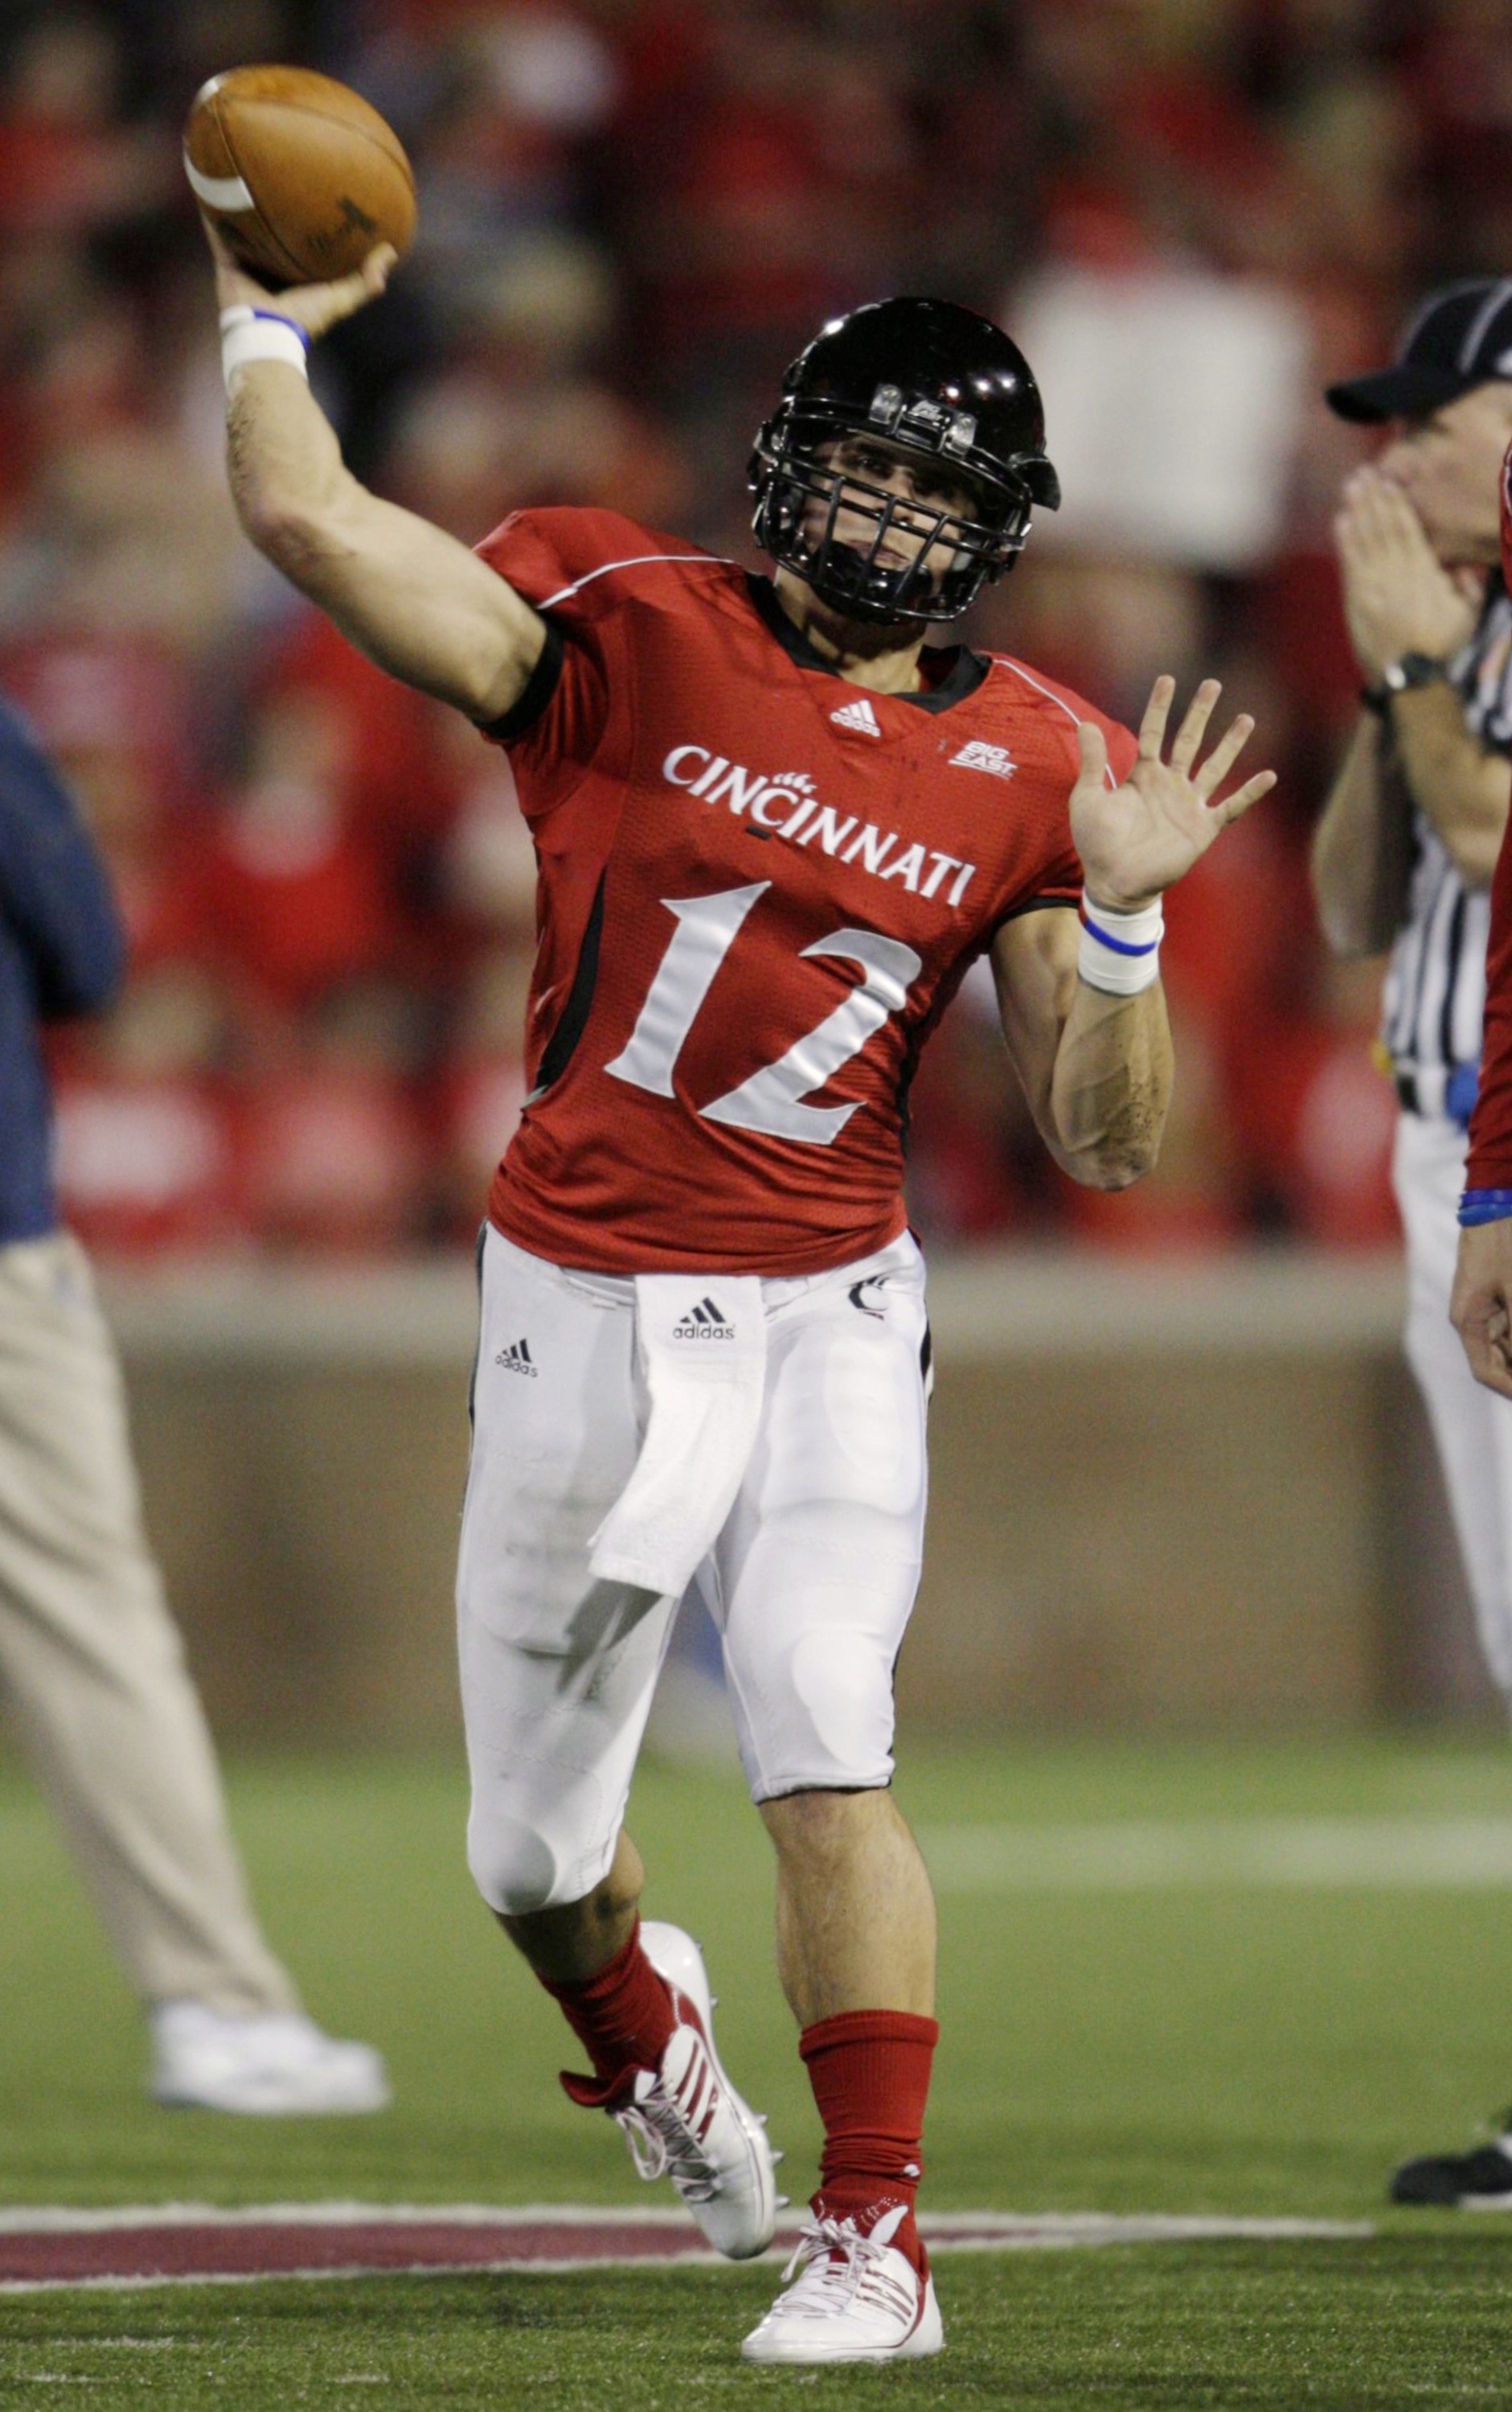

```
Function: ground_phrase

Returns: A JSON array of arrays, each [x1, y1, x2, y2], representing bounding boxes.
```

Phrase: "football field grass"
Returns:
[[5, 1732, 1512, 2406]]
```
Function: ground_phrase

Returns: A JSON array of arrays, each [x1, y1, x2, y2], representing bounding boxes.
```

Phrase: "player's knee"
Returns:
[[465, 1807, 564, 1918]]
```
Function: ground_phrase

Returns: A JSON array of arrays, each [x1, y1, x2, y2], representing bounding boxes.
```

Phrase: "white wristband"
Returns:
[[220, 305, 310, 393], [1077, 893, 1164, 995]]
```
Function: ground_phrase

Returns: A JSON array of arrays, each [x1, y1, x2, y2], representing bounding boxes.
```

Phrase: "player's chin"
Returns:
[[813, 552, 941, 638]]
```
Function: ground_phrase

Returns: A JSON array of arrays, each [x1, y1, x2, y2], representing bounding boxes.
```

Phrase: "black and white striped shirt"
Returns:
[[1380, 572, 1512, 1119]]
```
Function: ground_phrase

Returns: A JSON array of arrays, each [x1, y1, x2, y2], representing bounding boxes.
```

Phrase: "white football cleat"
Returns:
[[150, 2003, 391, 2115], [606, 1921, 778, 2260], [740, 2203, 944, 2365]]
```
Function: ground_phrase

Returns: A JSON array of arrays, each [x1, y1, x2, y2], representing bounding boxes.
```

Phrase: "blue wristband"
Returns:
[[252, 308, 311, 352], [1458, 1187, 1512, 1227], [1080, 909, 1160, 958]]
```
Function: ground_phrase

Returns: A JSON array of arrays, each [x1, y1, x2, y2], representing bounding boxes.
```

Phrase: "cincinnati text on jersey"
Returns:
[[662, 747, 978, 908]]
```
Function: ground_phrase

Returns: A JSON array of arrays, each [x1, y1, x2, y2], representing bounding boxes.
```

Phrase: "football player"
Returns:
[[203, 227, 1272, 2362]]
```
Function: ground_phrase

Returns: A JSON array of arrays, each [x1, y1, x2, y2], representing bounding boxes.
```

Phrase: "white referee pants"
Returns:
[[456, 1226, 932, 1916], [1394, 1112, 1512, 1705]]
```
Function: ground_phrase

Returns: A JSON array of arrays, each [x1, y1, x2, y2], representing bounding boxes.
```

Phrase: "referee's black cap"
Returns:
[[1326, 279, 1512, 422]]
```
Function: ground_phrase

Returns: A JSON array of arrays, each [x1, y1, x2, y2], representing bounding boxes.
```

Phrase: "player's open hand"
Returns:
[[1334, 466, 1478, 677], [1452, 1221, 1512, 1399], [1070, 675, 1274, 913], [199, 212, 396, 341]]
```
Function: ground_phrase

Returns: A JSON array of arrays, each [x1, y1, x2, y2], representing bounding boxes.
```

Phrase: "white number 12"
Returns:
[[604, 881, 921, 1146]]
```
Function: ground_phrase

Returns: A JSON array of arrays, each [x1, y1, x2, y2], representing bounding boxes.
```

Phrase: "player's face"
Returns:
[[1376, 384, 1512, 564], [804, 435, 985, 593]]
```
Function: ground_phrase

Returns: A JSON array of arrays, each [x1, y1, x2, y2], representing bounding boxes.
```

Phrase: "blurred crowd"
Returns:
[[3, 0, 1510, 1260]]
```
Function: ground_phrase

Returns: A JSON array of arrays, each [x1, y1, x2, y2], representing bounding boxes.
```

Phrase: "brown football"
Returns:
[[184, 65, 416, 287]]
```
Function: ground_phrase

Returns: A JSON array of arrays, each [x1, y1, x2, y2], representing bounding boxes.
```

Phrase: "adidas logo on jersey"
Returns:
[[496, 1337, 538, 1376], [674, 1296, 735, 1340], [949, 738, 1016, 780], [830, 696, 882, 737]]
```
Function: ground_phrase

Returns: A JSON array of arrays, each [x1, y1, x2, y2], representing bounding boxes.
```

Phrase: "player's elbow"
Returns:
[[239, 489, 339, 579], [1086, 1135, 1161, 1190], [1052, 1128, 1162, 1190], [1049, 1081, 1166, 1188]]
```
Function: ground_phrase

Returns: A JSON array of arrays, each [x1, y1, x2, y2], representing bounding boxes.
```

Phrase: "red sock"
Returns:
[[542, 1918, 677, 2106], [801, 2009, 938, 2273]]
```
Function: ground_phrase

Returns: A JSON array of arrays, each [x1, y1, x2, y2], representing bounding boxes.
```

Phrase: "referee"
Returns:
[[1312, 280, 1512, 2206]]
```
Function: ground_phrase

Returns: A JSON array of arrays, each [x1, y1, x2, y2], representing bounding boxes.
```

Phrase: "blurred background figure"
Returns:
[[0, 683, 388, 2113]]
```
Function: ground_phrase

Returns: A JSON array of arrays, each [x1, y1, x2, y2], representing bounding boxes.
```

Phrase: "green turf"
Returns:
[[3, 2246, 1512, 2410], [6, 1734, 1512, 2406]]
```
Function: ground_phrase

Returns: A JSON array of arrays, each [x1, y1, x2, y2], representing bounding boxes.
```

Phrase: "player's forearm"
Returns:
[[1390, 683, 1509, 889], [225, 359, 351, 560], [1047, 980, 1173, 1188], [1310, 716, 1410, 954]]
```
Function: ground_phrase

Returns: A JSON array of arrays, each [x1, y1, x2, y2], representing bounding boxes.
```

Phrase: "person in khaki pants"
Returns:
[[0, 692, 387, 2112]]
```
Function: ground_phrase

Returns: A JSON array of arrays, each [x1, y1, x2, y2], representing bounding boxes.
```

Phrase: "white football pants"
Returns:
[[1394, 1111, 1512, 1705], [456, 1226, 931, 1916]]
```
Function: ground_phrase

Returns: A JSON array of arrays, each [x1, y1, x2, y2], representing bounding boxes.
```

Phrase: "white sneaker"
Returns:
[[604, 1922, 778, 2260], [741, 2203, 944, 2365], [150, 2003, 391, 2115]]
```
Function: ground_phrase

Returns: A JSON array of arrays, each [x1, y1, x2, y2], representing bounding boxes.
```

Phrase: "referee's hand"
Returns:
[[1452, 1221, 1512, 1398]]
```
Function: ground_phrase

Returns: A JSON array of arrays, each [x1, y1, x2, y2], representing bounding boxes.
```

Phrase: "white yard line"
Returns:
[[917, 1816, 1512, 1891]]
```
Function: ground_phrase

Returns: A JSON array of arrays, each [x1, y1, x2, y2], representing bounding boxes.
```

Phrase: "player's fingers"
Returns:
[[1462, 1319, 1512, 1398], [197, 208, 275, 309], [1136, 674, 1176, 761], [1169, 679, 1223, 775], [1074, 717, 1108, 789], [297, 244, 398, 335], [1192, 711, 1254, 799], [360, 241, 400, 292], [1452, 1280, 1512, 1396], [1213, 767, 1276, 823]]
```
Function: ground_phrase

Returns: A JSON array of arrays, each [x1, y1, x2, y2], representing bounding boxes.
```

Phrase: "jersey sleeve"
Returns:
[[473, 507, 618, 821], [1465, 446, 1512, 1187]]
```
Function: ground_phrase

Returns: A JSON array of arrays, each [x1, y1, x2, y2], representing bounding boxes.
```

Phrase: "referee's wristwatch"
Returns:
[[1361, 650, 1448, 714]]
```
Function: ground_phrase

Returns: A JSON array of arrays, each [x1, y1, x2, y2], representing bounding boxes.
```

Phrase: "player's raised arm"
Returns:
[[991, 676, 1274, 1189], [202, 224, 547, 724]]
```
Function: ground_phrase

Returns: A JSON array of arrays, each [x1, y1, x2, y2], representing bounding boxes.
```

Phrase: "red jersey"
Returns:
[[1465, 441, 1512, 1188], [476, 507, 1135, 1274]]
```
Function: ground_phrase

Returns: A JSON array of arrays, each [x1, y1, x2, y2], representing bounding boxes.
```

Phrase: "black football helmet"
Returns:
[[749, 296, 1059, 628]]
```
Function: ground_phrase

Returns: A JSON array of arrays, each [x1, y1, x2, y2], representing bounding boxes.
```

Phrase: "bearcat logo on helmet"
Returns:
[[748, 297, 1060, 628]]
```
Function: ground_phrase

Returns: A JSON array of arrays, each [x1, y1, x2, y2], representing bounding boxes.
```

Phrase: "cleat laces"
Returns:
[[613, 2066, 721, 2205], [768, 2216, 921, 2328]]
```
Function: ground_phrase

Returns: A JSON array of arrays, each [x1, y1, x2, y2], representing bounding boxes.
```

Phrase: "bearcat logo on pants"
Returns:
[[674, 1296, 734, 1339]]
